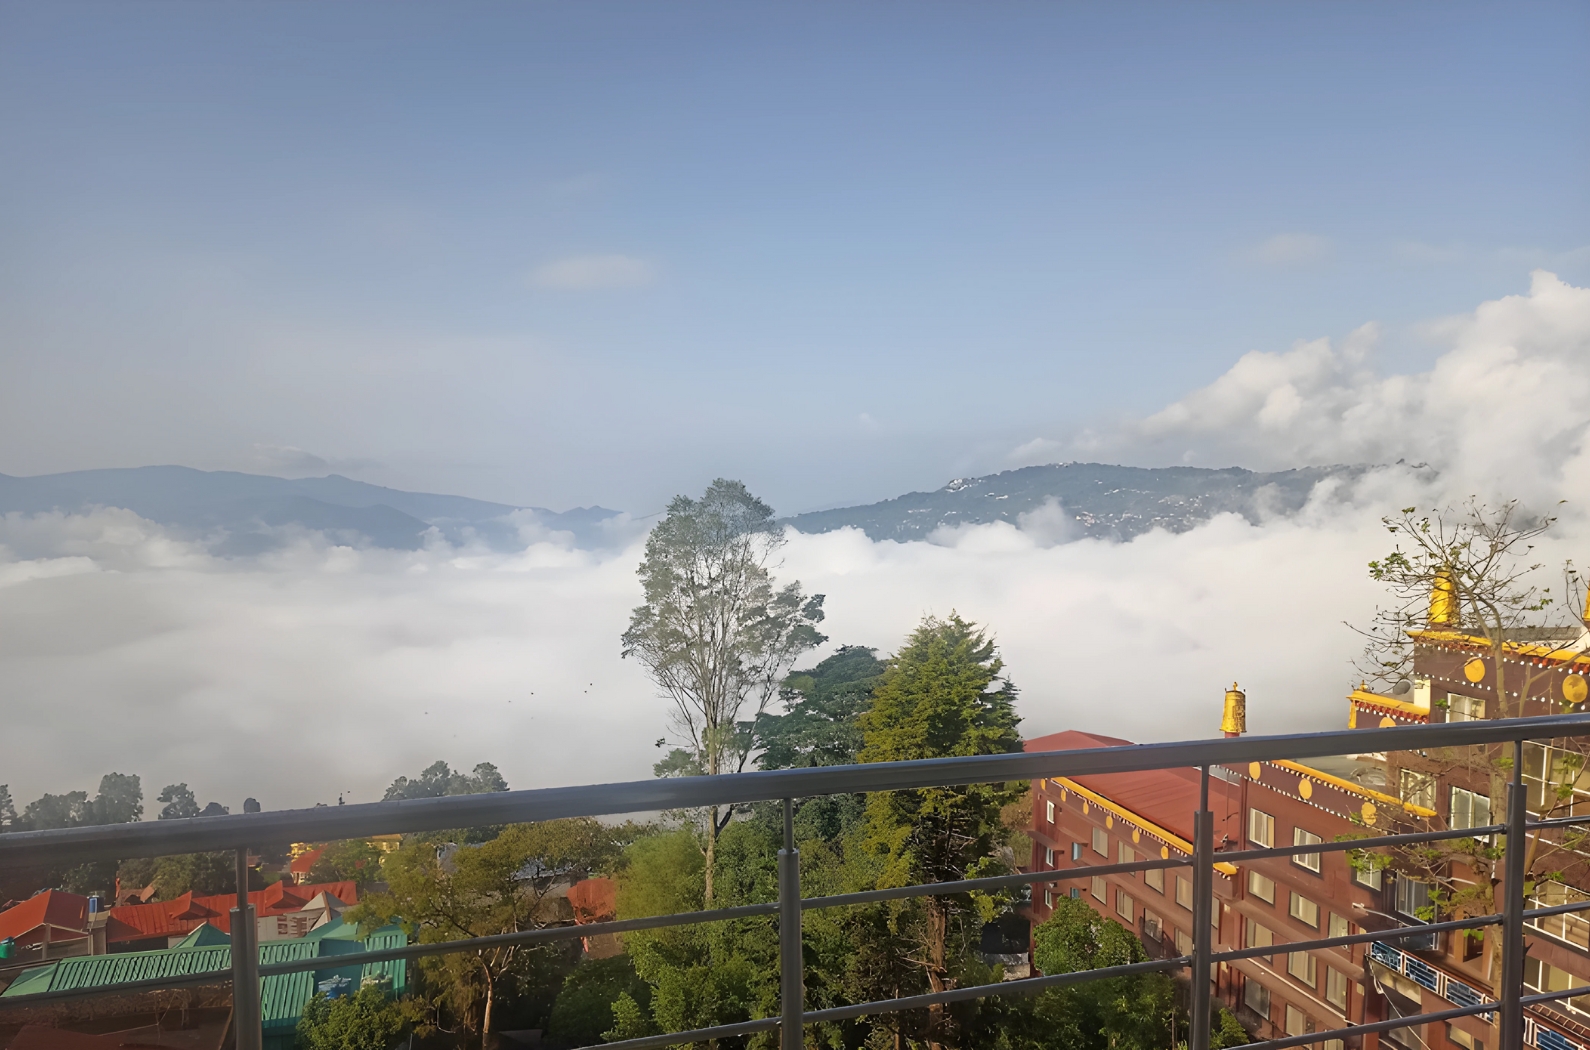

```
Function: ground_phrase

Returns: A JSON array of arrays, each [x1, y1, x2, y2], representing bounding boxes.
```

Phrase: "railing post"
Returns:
[[1500, 739, 1527, 1050], [1190, 766, 1214, 1050], [231, 847, 262, 1050], [779, 798, 804, 1050]]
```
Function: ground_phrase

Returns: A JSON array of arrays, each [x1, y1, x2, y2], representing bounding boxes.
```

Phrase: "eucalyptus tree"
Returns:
[[622, 479, 826, 902]]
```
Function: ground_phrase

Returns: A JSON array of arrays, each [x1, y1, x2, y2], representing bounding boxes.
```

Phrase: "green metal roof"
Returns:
[[172, 923, 231, 950], [1, 923, 408, 1036]]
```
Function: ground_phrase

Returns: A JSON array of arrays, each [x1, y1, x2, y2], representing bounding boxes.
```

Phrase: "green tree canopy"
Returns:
[[157, 783, 201, 820], [351, 819, 621, 1045], [308, 839, 387, 889], [858, 613, 1023, 1050], [382, 760, 508, 800], [621, 478, 826, 902], [297, 986, 412, 1050]]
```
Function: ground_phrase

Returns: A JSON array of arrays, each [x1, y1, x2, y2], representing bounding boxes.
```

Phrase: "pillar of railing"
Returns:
[[231, 847, 262, 1050], [1190, 766, 1214, 1050], [780, 798, 804, 1050], [1500, 738, 1527, 1050]]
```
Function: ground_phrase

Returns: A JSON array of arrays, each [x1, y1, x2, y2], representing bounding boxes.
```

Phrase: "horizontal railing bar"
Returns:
[[1528, 815, 1590, 830], [582, 1016, 781, 1050], [1523, 899, 1590, 921], [7, 713, 1590, 869], [805, 856, 1190, 911], [1218, 824, 1509, 864], [1212, 912, 1502, 965], [800, 956, 1190, 1025]]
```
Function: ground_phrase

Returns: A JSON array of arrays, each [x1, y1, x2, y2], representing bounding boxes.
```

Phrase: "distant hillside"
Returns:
[[0, 466, 619, 553], [784, 462, 1366, 542]]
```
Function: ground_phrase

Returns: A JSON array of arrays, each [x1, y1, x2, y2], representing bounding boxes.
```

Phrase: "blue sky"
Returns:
[[2, 2, 1586, 515]]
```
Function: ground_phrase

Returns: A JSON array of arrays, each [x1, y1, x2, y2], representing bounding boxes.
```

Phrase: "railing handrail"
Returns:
[[5, 711, 1588, 870]]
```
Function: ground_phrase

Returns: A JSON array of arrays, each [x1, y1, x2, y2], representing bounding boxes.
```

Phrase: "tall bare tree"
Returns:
[[1352, 500, 1589, 984], [622, 479, 826, 902]]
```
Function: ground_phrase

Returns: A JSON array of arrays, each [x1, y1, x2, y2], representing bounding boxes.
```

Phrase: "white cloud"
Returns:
[[528, 254, 655, 290], [1247, 233, 1332, 266], [3, 274, 1587, 814]]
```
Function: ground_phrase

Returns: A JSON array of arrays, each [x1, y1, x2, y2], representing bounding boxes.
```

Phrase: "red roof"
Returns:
[[103, 880, 357, 944], [289, 848, 325, 875], [0, 890, 90, 946], [568, 878, 616, 924], [1025, 730, 1244, 846]]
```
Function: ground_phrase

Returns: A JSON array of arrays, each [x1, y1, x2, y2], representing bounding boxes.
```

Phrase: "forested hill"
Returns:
[[783, 462, 1367, 542]]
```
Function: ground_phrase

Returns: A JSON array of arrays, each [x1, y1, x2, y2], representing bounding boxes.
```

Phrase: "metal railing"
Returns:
[[5, 713, 1590, 1050]]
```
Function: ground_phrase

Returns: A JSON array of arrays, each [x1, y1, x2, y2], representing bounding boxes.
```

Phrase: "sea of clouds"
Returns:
[[2, 273, 1586, 811]]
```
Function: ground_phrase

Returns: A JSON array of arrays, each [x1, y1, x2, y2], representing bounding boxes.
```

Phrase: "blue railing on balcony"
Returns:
[[5, 713, 1590, 1050]]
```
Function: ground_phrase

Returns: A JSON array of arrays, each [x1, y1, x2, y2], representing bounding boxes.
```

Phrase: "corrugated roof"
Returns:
[[104, 880, 357, 942], [2, 924, 407, 1035], [0, 890, 90, 944]]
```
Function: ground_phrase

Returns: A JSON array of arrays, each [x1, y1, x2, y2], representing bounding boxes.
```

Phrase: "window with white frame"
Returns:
[[1044, 888, 1052, 908], [1450, 786, 1492, 837], [1176, 877, 1192, 910], [1244, 979, 1271, 1018], [1284, 1006, 1308, 1037], [1527, 881, 1590, 949], [1116, 890, 1134, 921], [1144, 911, 1162, 940], [1523, 743, 1590, 817], [1328, 913, 1349, 939], [1072, 842, 1083, 861], [1394, 876, 1433, 921], [1046, 799, 1056, 823], [1092, 827, 1109, 856], [1119, 843, 1135, 868], [1044, 846, 1055, 867], [1293, 827, 1322, 872], [1447, 693, 1485, 722], [1287, 951, 1317, 986], [1176, 928, 1193, 957], [1248, 808, 1275, 848], [1289, 892, 1320, 928], [1145, 863, 1164, 893], [1248, 869, 1276, 903], [1326, 967, 1349, 1010], [1091, 876, 1106, 902], [1246, 919, 1274, 951], [1353, 855, 1384, 890], [1524, 957, 1590, 1016], [1400, 769, 1436, 810]]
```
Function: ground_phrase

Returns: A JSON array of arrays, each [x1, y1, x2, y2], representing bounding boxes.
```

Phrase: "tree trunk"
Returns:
[[481, 960, 496, 1048], [925, 898, 950, 1050], [705, 804, 718, 905]]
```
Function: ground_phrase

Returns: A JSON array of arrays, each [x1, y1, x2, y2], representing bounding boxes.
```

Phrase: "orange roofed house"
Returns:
[[100, 880, 358, 953]]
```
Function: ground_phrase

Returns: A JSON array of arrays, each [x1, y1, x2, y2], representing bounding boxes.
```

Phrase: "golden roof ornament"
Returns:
[[1222, 682, 1246, 738]]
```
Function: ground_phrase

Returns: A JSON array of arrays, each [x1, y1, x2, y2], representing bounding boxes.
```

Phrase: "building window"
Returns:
[[1176, 928, 1193, 957], [1327, 967, 1350, 1010], [1284, 1006, 1308, 1037], [1293, 827, 1322, 873], [1353, 857, 1384, 890], [1044, 846, 1055, 867], [1325, 1041, 1346, 1050], [1524, 958, 1590, 1016], [1528, 881, 1590, 948], [1092, 827, 1109, 856], [1117, 890, 1135, 921], [1400, 769, 1436, 810], [1287, 950, 1317, 987], [1394, 876, 1433, 921], [1072, 842, 1083, 861], [1244, 978, 1271, 1018], [1176, 877, 1193, 910], [1047, 799, 1056, 823], [1070, 886, 1081, 899], [1450, 787, 1493, 839], [1522, 742, 1590, 816], [1447, 693, 1485, 722], [1144, 911, 1162, 940], [1447, 1025, 1482, 1050], [1248, 869, 1276, 903], [1249, 808, 1275, 848], [1091, 876, 1107, 902], [1145, 863, 1163, 893], [1044, 888, 1053, 908], [1289, 892, 1320, 928], [1328, 912, 1349, 939], [1246, 919, 1274, 951]]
